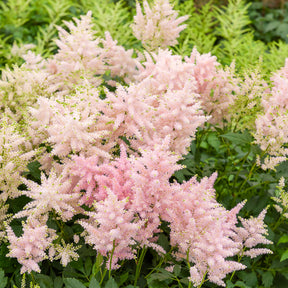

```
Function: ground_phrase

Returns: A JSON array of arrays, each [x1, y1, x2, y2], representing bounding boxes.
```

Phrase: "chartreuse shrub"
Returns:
[[0, 0, 288, 287]]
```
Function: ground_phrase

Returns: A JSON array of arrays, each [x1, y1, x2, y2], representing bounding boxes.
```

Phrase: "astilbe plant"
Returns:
[[254, 59, 288, 170], [0, 1, 276, 287], [131, 0, 189, 51]]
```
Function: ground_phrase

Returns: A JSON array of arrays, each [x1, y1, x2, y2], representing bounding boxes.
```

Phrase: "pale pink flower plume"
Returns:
[[29, 85, 114, 169], [185, 48, 238, 125], [78, 190, 141, 270], [254, 59, 288, 169], [69, 145, 134, 206], [164, 174, 246, 287], [103, 80, 207, 155], [101, 31, 139, 83], [131, 0, 188, 50], [233, 208, 273, 258], [6, 218, 57, 274]]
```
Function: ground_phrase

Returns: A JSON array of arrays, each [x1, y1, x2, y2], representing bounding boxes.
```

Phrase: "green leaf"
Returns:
[[63, 278, 86, 288], [0, 269, 8, 288], [221, 131, 252, 145], [147, 280, 169, 288], [261, 271, 274, 288], [207, 133, 221, 150], [34, 274, 54, 288], [278, 235, 288, 245], [238, 271, 257, 287], [104, 277, 118, 288], [85, 256, 92, 276], [226, 280, 252, 288], [92, 253, 103, 276], [280, 250, 288, 262], [118, 271, 129, 286], [263, 21, 280, 33], [173, 264, 181, 277], [54, 277, 63, 288], [157, 234, 170, 252], [148, 271, 172, 282], [26, 161, 41, 182], [89, 277, 100, 288]]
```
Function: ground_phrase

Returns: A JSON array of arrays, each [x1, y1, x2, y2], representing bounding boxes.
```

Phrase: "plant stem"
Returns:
[[108, 240, 116, 279], [198, 271, 208, 288], [134, 246, 147, 286]]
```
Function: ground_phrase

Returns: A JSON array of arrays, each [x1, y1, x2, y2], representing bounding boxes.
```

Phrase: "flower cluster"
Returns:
[[131, 0, 188, 50], [254, 59, 288, 169], [1, 2, 274, 286]]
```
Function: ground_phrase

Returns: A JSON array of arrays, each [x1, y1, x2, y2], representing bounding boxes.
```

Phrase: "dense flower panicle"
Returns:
[[101, 32, 139, 83], [0, 64, 50, 122], [78, 191, 141, 270], [6, 217, 57, 274], [131, 0, 188, 50], [163, 174, 246, 287], [14, 171, 80, 221], [185, 48, 238, 124], [103, 81, 207, 155], [44, 12, 138, 93], [232, 208, 273, 257], [68, 145, 134, 206], [49, 239, 80, 267], [0, 117, 35, 201], [29, 86, 113, 165], [49, 11, 105, 92], [136, 49, 197, 94], [254, 59, 288, 169]]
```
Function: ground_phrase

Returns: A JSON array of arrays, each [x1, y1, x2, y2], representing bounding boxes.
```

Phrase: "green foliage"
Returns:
[[78, 0, 138, 49], [173, 0, 217, 55], [249, 2, 288, 43]]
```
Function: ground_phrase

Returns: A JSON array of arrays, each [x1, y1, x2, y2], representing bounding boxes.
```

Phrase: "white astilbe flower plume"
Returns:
[[14, 171, 80, 221]]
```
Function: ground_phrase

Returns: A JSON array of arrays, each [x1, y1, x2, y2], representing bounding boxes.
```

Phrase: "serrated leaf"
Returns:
[[54, 277, 63, 288], [148, 271, 171, 282], [34, 274, 54, 288], [85, 256, 92, 276], [263, 21, 280, 33], [93, 253, 103, 276], [104, 277, 118, 288], [207, 133, 221, 150], [173, 264, 181, 277], [147, 279, 169, 288], [221, 131, 252, 145], [63, 278, 86, 288], [278, 235, 288, 245], [0, 269, 8, 288], [261, 271, 274, 288], [238, 271, 257, 287], [118, 272, 129, 286], [89, 277, 100, 288], [280, 250, 288, 262]]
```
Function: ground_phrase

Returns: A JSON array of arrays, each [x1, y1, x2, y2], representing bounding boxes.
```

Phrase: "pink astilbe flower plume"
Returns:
[[69, 144, 134, 206], [254, 59, 288, 169], [131, 0, 189, 50], [6, 217, 57, 274], [163, 173, 246, 287], [78, 190, 142, 270], [185, 47, 238, 124], [232, 208, 273, 258]]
